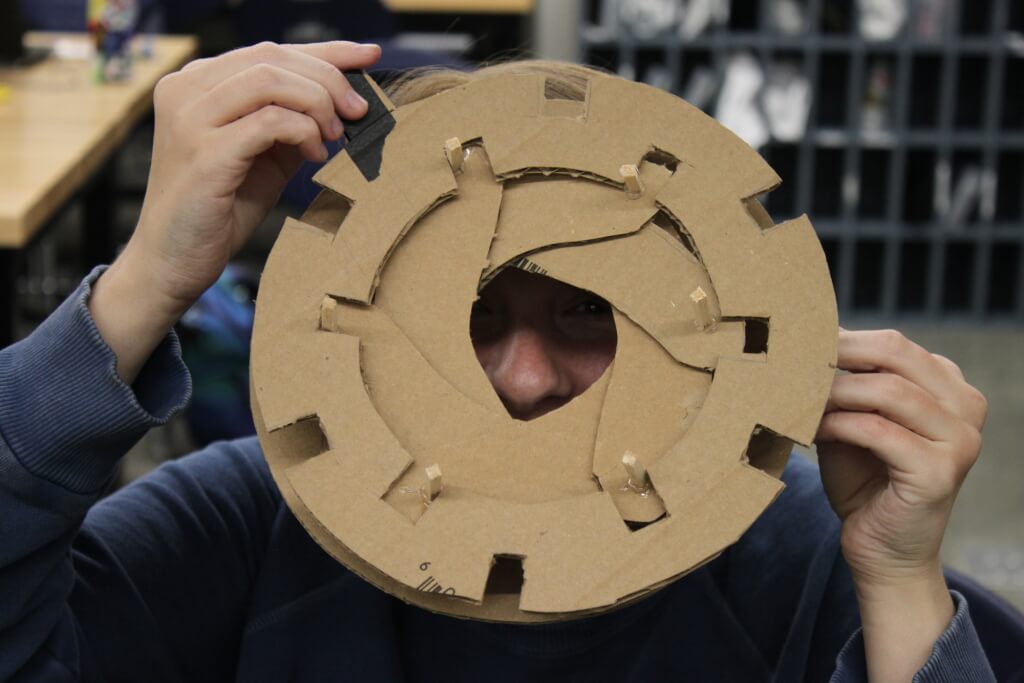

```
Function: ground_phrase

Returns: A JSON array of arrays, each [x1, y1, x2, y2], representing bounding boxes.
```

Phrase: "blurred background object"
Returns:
[[178, 264, 259, 445], [858, 0, 906, 40], [2, 0, 1022, 614], [87, 0, 140, 81], [582, 0, 1024, 325]]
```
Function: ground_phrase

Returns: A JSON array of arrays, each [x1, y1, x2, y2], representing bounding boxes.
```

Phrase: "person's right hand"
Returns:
[[136, 40, 379, 310], [90, 41, 381, 383]]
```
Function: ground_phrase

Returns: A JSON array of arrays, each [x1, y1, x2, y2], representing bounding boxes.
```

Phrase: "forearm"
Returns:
[[855, 566, 954, 682], [0, 272, 190, 678], [89, 242, 190, 385]]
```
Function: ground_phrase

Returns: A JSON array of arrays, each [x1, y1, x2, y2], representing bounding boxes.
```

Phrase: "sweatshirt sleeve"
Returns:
[[829, 591, 996, 683], [0, 267, 191, 681]]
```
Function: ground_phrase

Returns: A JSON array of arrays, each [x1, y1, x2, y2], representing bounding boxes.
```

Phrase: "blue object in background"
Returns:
[[178, 264, 258, 445]]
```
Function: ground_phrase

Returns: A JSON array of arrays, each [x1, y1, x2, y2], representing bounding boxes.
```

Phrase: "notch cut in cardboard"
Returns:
[[251, 69, 837, 623]]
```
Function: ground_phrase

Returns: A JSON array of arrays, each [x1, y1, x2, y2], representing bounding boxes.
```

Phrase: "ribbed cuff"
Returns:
[[913, 590, 996, 682], [0, 266, 192, 494], [830, 590, 995, 683]]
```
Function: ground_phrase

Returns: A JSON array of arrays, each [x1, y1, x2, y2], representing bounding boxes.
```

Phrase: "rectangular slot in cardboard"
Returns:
[[642, 148, 680, 173], [743, 318, 770, 354], [744, 425, 792, 479], [302, 189, 353, 236], [485, 555, 526, 596]]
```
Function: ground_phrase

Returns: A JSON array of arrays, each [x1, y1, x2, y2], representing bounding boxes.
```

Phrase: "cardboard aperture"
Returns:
[[250, 71, 838, 623]]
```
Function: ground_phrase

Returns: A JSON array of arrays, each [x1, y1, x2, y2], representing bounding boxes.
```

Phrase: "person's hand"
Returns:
[[133, 40, 379, 310], [90, 41, 380, 382], [816, 328, 988, 682]]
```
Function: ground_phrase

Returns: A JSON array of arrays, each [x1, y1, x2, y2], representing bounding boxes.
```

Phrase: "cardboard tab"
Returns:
[[620, 164, 643, 198], [445, 137, 465, 173], [425, 464, 444, 502], [690, 286, 716, 332]]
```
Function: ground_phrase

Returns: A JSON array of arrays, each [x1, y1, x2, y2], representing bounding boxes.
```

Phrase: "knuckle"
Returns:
[[315, 58, 343, 85], [878, 328, 909, 355], [877, 373, 908, 405], [934, 456, 963, 495], [153, 73, 177, 107], [248, 63, 281, 89], [314, 83, 333, 113], [257, 104, 287, 128], [968, 429, 983, 459], [935, 353, 966, 378], [252, 41, 281, 61], [859, 412, 889, 440], [937, 426, 982, 483], [302, 116, 321, 138], [967, 386, 988, 421], [180, 56, 208, 72], [959, 425, 983, 460]]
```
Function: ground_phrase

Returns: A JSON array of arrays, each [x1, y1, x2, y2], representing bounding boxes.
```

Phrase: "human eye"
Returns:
[[566, 296, 611, 317], [470, 298, 502, 341], [471, 299, 498, 319], [556, 293, 615, 344]]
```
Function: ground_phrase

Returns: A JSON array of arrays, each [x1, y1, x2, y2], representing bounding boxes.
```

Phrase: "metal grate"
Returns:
[[580, 0, 1024, 323]]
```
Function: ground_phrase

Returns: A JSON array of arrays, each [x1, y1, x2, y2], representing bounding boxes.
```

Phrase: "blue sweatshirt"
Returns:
[[0, 270, 997, 682]]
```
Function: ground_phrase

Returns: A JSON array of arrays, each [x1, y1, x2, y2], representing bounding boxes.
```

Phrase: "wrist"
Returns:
[[853, 565, 955, 683], [855, 564, 952, 618], [850, 554, 947, 594], [89, 243, 189, 384], [853, 559, 953, 630], [119, 238, 201, 321]]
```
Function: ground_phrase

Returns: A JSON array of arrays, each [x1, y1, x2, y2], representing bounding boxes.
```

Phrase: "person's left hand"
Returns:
[[816, 328, 988, 681]]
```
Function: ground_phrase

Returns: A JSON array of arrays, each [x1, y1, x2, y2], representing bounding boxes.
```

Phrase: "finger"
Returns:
[[192, 64, 341, 141], [827, 372, 959, 442], [285, 40, 382, 71], [183, 41, 379, 119], [283, 41, 382, 118], [218, 104, 327, 164], [816, 410, 936, 474], [837, 329, 955, 402], [932, 353, 965, 380], [231, 145, 307, 246]]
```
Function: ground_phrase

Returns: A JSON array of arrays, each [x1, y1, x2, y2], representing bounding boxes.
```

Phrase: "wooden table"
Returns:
[[0, 33, 197, 344], [0, 33, 197, 247]]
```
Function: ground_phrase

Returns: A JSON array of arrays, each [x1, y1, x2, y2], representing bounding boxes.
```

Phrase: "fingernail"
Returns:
[[361, 43, 380, 52], [346, 89, 367, 110], [330, 117, 344, 138], [318, 143, 329, 162]]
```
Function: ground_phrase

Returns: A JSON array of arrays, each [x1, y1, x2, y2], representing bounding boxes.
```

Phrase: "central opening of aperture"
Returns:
[[469, 267, 618, 422]]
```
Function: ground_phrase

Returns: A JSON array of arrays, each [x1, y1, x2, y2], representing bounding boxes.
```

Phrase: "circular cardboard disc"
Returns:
[[250, 72, 837, 623]]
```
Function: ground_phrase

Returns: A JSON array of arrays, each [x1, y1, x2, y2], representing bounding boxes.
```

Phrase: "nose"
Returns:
[[485, 327, 573, 420]]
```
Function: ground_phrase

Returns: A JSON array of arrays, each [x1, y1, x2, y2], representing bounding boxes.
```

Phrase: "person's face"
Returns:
[[470, 268, 617, 421]]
